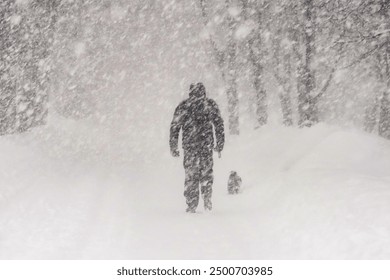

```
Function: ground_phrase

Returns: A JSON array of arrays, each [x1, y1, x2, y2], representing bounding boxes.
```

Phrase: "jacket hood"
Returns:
[[189, 83, 206, 99]]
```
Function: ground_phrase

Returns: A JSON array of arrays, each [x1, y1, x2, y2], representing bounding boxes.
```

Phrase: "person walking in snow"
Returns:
[[170, 82, 225, 213]]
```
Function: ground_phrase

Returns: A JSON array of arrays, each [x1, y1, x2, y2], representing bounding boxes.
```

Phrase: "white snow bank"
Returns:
[[1, 122, 390, 259], [218, 124, 390, 259]]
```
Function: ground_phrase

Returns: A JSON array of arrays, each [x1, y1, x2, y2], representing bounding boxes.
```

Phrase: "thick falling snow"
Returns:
[[1, 0, 390, 259]]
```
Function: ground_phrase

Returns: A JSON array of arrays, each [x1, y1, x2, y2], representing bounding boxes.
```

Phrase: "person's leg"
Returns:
[[200, 149, 214, 211], [183, 150, 200, 212]]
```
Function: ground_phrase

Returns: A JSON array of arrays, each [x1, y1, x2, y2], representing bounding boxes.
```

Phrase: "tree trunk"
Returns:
[[20, 1, 59, 132], [241, 0, 267, 128], [378, 0, 390, 139], [0, 0, 58, 135], [253, 68, 267, 127], [227, 80, 239, 135], [298, 0, 317, 127], [378, 50, 390, 138], [226, 0, 239, 135], [226, 41, 239, 135], [279, 91, 293, 126], [364, 96, 379, 133], [281, 52, 293, 126], [249, 38, 267, 127], [0, 1, 16, 135], [379, 90, 390, 139], [272, 21, 294, 126], [250, 10, 267, 127], [200, 0, 239, 135]]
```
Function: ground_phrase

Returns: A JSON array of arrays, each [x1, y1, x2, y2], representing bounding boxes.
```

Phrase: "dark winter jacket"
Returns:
[[170, 84, 225, 153]]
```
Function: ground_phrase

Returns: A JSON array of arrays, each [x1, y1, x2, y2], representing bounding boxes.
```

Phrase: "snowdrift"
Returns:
[[1, 121, 390, 259]]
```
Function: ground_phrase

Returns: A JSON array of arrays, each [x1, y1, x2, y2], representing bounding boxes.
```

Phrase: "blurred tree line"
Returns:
[[0, 0, 389, 140], [201, 0, 390, 138], [0, 0, 58, 134]]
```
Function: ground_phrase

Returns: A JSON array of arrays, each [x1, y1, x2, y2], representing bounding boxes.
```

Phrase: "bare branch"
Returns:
[[313, 66, 336, 101], [199, 0, 226, 74], [313, 29, 347, 101], [341, 41, 386, 69]]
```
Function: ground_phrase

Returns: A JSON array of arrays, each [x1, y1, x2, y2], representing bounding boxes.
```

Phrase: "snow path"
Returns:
[[1, 124, 390, 259]]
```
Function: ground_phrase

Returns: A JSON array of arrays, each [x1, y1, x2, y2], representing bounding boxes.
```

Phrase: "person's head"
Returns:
[[189, 82, 206, 99]]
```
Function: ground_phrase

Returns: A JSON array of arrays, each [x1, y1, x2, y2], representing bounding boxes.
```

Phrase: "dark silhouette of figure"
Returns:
[[227, 171, 242, 194], [170, 83, 225, 213]]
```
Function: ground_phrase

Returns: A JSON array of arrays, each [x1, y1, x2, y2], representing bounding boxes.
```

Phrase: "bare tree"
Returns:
[[0, 0, 17, 134], [296, 0, 317, 126], [286, 0, 345, 127], [268, 0, 295, 126], [341, 0, 390, 138], [240, 0, 268, 127], [200, 0, 239, 135], [0, 0, 59, 134], [377, 0, 390, 139]]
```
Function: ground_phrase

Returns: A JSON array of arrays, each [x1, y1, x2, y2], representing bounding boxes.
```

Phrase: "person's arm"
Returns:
[[169, 103, 184, 157], [209, 100, 225, 153]]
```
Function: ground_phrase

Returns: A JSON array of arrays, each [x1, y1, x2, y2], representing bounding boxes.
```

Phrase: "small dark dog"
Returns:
[[228, 171, 242, 194]]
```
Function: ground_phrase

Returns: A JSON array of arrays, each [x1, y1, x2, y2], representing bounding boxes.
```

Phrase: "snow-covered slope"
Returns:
[[1, 122, 390, 259]]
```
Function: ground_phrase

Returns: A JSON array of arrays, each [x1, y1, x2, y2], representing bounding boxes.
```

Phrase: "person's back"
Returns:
[[172, 85, 223, 152], [170, 83, 224, 213]]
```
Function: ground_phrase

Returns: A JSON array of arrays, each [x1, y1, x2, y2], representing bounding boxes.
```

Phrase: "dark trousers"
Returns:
[[183, 148, 213, 210]]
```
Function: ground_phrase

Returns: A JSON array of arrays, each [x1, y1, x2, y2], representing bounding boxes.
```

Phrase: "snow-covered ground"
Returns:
[[1, 119, 390, 259]]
